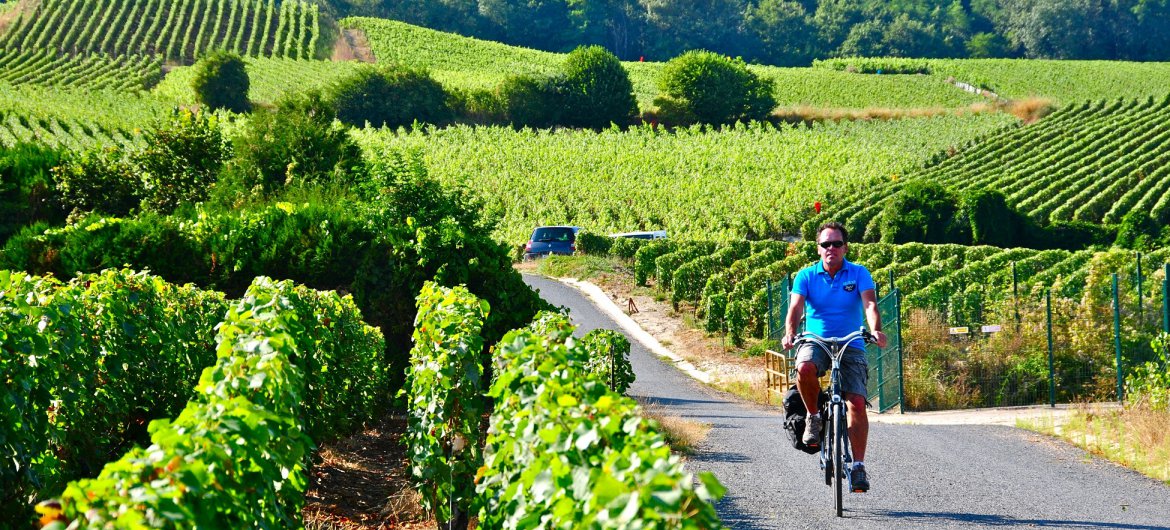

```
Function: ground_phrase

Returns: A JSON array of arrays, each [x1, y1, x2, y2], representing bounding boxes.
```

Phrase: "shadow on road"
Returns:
[[711, 496, 774, 530], [636, 396, 729, 407], [859, 511, 1170, 529]]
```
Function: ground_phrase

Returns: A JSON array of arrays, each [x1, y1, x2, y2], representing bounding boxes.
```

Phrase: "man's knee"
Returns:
[[797, 362, 818, 378], [846, 393, 867, 412]]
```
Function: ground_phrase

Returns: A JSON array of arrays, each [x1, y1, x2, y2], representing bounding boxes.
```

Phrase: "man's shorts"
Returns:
[[795, 342, 869, 399]]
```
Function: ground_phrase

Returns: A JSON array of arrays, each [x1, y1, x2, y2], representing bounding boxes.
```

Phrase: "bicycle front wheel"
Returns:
[[833, 405, 845, 517]]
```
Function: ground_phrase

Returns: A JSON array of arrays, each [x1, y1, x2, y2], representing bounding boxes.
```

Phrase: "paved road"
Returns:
[[523, 274, 1170, 530]]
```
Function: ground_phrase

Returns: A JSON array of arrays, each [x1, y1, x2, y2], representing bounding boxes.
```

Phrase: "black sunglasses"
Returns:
[[819, 240, 845, 249]]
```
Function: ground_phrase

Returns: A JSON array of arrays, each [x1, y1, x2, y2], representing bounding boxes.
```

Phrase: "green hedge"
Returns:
[[3, 181, 546, 392], [404, 281, 488, 528], [0, 269, 227, 527], [57, 276, 386, 527], [581, 328, 635, 394], [477, 312, 724, 528], [633, 240, 677, 286]]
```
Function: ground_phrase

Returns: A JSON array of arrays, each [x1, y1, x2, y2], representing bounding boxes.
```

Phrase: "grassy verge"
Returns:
[[1020, 405, 1170, 484], [637, 400, 712, 455], [533, 254, 619, 280]]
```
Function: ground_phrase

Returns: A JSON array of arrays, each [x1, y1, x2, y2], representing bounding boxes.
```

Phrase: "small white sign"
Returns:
[[981, 325, 1003, 333], [948, 327, 969, 335]]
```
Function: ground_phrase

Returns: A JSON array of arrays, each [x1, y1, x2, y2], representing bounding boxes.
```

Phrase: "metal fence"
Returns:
[[766, 259, 1170, 412], [765, 279, 904, 412]]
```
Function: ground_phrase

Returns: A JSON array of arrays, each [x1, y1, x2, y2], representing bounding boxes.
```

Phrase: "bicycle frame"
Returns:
[[795, 329, 873, 518]]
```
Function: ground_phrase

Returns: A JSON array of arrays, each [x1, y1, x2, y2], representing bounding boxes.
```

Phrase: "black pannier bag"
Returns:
[[782, 384, 829, 454]]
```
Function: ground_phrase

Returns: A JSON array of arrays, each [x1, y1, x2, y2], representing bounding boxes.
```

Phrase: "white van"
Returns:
[[609, 230, 668, 240]]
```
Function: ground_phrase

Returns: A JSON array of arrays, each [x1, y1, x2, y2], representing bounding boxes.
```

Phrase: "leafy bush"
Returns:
[[52, 146, 141, 216], [58, 276, 385, 528], [135, 110, 230, 213], [404, 282, 488, 529], [1114, 210, 1164, 250], [7, 156, 549, 393], [633, 240, 677, 286], [1126, 333, 1170, 411], [331, 64, 452, 129], [561, 45, 638, 129], [610, 236, 648, 259], [497, 73, 565, 128], [0, 142, 67, 242], [478, 313, 724, 528], [879, 181, 962, 244], [192, 51, 250, 113], [958, 188, 1028, 247], [574, 230, 613, 255], [448, 87, 506, 125], [581, 328, 635, 393], [0, 270, 228, 527], [655, 50, 776, 125], [231, 90, 363, 193], [1040, 220, 1115, 250]]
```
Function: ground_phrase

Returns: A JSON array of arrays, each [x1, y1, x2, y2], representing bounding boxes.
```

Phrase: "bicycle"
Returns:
[[794, 328, 875, 518]]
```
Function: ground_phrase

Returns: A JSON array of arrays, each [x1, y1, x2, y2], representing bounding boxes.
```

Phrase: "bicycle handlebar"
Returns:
[[794, 328, 876, 348]]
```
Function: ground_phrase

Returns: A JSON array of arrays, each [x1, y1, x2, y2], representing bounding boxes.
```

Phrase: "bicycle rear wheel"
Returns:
[[833, 405, 845, 517]]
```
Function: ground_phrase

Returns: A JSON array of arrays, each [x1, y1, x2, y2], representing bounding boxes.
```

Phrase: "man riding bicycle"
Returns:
[[781, 222, 887, 492]]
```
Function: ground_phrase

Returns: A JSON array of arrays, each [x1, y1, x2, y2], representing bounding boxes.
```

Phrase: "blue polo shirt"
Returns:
[[791, 259, 875, 349]]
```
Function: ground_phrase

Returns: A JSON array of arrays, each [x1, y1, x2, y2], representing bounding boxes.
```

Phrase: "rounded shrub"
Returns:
[[331, 65, 451, 129], [231, 90, 363, 193], [135, 110, 230, 213], [574, 231, 613, 255], [192, 51, 250, 113], [561, 45, 637, 129], [655, 50, 776, 125], [497, 74, 564, 128]]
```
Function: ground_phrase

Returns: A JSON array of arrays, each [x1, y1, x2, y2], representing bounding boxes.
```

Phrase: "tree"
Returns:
[[478, 0, 578, 50], [232, 91, 363, 193], [998, 0, 1109, 59], [561, 45, 638, 128], [655, 50, 775, 125], [743, 0, 818, 66], [966, 31, 1011, 57], [191, 51, 250, 113], [567, 0, 645, 59], [639, 0, 750, 59], [837, 18, 886, 57]]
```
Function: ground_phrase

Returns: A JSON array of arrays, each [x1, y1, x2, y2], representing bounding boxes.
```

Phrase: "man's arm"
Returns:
[[782, 292, 805, 350], [861, 289, 888, 348]]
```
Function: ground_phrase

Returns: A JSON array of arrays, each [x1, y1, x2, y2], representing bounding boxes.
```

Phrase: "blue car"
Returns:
[[524, 226, 580, 259]]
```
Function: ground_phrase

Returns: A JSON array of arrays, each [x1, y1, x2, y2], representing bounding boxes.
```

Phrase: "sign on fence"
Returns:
[[948, 326, 969, 335], [981, 325, 1003, 333]]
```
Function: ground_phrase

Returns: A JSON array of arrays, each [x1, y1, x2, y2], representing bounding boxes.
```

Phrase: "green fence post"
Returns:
[[1113, 273, 1124, 404], [1013, 262, 1020, 329], [766, 279, 774, 340], [896, 288, 905, 414], [1164, 263, 1169, 334], [1053, 288, 1062, 404], [1137, 252, 1143, 324]]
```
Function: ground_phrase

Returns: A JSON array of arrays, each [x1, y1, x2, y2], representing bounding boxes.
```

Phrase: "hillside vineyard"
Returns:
[[0, 0, 320, 63]]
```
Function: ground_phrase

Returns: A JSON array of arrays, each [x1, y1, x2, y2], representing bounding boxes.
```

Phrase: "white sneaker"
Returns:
[[802, 414, 822, 445]]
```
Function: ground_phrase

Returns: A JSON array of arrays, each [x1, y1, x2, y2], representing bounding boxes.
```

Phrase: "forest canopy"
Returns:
[[333, 0, 1170, 65]]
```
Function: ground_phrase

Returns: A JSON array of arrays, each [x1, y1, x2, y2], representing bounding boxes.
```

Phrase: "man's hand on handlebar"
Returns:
[[782, 333, 797, 351], [871, 330, 888, 349]]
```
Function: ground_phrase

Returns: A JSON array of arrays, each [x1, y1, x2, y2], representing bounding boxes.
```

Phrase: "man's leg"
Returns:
[[794, 343, 828, 445], [796, 361, 821, 414], [845, 393, 868, 462]]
